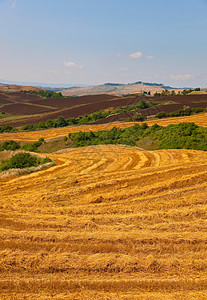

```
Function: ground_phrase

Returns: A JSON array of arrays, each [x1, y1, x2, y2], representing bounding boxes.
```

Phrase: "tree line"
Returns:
[[68, 122, 207, 151]]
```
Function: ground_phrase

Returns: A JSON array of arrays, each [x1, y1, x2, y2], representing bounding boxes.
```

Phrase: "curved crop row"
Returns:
[[1, 145, 207, 298]]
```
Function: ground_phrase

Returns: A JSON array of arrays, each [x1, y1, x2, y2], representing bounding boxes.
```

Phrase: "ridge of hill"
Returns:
[[60, 82, 181, 96], [1, 142, 207, 298], [0, 81, 183, 96], [1, 98, 207, 298], [0, 84, 42, 92], [1, 91, 207, 128]]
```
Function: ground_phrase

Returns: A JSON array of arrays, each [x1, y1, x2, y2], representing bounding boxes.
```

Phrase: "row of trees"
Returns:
[[154, 88, 201, 97], [69, 123, 149, 147], [155, 107, 206, 119], [0, 138, 45, 152], [123, 91, 151, 97], [68, 122, 207, 151], [0, 125, 16, 133], [21, 90, 63, 98]]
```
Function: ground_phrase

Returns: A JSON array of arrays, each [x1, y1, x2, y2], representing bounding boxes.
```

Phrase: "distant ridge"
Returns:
[[0, 80, 179, 96], [0, 79, 88, 89], [0, 84, 42, 92], [60, 81, 178, 97], [133, 81, 174, 89], [104, 81, 175, 89]]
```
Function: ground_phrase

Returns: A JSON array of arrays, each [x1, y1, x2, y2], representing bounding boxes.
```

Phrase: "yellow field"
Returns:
[[1, 112, 207, 142], [1, 142, 207, 299]]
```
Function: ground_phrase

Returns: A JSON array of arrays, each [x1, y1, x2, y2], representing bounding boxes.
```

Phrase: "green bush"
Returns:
[[68, 122, 207, 152], [0, 152, 53, 171], [21, 90, 63, 98], [152, 122, 207, 150], [0, 140, 20, 151], [42, 157, 52, 164], [0, 152, 40, 171], [155, 107, 206, 120], [139, 99, 149, 109], [21, 138, 45, 152], [0, 125, 17, 133], [155, 112, 168, 119]]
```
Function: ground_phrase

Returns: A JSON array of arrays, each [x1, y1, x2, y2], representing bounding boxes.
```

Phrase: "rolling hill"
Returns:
[[0, 84, 42, 93], [1, 89, 207, 128], [60, 82, 180, 96], [1, 140, 207, 298], [1, 88, 207, 298]]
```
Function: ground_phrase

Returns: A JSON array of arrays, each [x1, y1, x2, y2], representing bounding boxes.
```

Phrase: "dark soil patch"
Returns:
[[1, 93, 207, 127], [31, 94, 119, 109], [0, 93, 13, 105], [5, 92, 42, 103], [0, 103, 55, 115], [91, 95, 207, 124]]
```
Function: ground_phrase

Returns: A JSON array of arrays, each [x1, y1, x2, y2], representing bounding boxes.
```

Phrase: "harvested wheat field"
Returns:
[[1, 143, 207, 299]]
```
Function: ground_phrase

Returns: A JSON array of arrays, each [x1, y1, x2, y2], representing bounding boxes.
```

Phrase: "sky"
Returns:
[[0, 0, 207, 87]]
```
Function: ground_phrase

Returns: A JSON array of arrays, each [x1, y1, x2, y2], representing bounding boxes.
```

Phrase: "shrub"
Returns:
[[130, 113, 146, 122], [1, 125, 16, 133], [0, 152, 53, 171], [139, 99, 149, 109], [141, 123, 148, 130], [21, 138, 44, 152], [68, 122, 207, 152], [21, 90, 63, 98], [0, 140, 20, 151], [55, 116, 69, 127], [155, 112, 168, 119], [1, 152, 40, 171], [22, 124, 34, 131], [42, 157, 52, 164]]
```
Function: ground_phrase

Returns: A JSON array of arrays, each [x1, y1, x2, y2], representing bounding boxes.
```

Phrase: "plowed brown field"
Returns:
[[1, 92, 207, 127], [1, 142, 207, 299]]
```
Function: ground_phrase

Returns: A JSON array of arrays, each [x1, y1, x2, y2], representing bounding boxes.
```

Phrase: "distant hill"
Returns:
[[0, 84, 42, 92], [0, 81, 181, 96], [60, 81, 178, 97]]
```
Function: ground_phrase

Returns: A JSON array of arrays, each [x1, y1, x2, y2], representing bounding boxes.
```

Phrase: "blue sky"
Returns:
[[0, 0, 207, 87]]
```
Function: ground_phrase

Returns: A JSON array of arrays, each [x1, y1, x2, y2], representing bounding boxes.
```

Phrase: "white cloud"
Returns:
[[129, 51, 143, 59], [120, 67, 129, 71], [64, 61, 83, 69], [116, 52, 121, 57], [170, 74, 193, 80], [146, 56, 154, 59], [11, 0, 17, 9], [49, 70, 59, 74]]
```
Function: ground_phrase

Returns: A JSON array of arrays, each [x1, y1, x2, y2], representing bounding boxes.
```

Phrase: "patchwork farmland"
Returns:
[[1, 91, 207, 127], [1, 91, 207, 298], [1, 128, 207, 298]]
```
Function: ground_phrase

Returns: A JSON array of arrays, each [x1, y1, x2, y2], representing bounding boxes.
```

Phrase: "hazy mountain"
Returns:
[[0, 79, 88, 89]]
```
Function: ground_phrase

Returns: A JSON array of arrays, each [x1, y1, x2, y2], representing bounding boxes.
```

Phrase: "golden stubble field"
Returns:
[[1, 112, 207, 142], [1, 116, 207, 299]]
